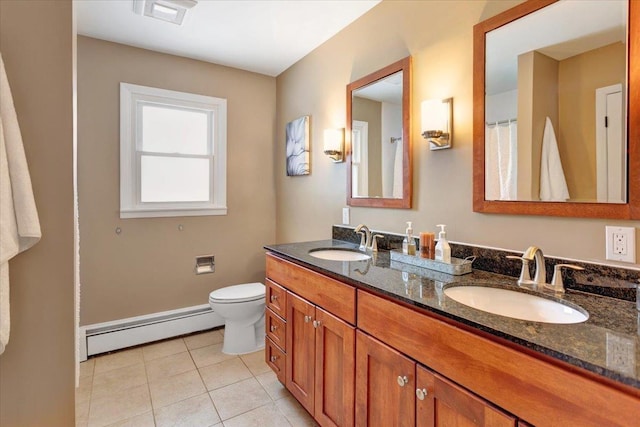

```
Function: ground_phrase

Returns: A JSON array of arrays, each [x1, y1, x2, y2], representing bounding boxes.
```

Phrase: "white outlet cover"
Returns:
[[605, 226, 636, 263], [342, 207, 350, 225]]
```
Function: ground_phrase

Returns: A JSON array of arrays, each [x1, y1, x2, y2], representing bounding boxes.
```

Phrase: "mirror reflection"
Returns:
[[351, 71, 404, 199], [484, 0, 628, 203]]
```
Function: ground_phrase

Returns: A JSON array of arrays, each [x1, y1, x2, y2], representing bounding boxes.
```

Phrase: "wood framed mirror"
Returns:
[[347, 56, 412, 209], [473, 0, 639, 219]]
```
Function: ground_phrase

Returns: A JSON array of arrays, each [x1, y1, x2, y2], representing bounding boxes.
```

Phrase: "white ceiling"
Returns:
[[75, 0, 381, 77]]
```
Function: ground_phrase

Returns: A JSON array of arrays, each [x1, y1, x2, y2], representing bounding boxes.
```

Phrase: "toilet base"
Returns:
[[221, 314, 265, 355]]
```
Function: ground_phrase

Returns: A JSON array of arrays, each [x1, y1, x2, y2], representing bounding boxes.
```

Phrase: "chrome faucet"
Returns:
[[354, 224, 383, 252], [508, 246, 584, 293]]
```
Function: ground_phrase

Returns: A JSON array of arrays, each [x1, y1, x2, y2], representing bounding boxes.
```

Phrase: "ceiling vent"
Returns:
[[133, 0, 198, 25]]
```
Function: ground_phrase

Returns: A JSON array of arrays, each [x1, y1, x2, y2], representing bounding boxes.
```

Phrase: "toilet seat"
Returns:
[[209, 282, 265, 304]]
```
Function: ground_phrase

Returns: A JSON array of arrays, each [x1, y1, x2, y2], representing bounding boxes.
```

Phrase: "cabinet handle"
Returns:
[[270, 325, 277, 332], [313, 320, 322, 328], [304, 315, 312, 323], [397, 375, 408, 387], [416, 388, 428, 400], [270, 355, 278, 362], [270, 294, 277, 302]]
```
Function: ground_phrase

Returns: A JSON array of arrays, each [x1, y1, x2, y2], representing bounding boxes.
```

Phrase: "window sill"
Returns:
[[120, 206, 227, 219]]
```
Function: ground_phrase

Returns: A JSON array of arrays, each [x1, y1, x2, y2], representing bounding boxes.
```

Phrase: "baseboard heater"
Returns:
[[80, 304, 223, 360]]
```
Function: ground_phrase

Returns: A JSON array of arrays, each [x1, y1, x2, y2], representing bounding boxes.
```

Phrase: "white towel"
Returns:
[[485, 122, 517, 201], [0, 53, 42, 355], [539, 117, 570, 201]]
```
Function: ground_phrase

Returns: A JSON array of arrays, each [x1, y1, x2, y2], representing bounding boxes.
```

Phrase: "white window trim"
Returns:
[[120, 83, 227, 218]]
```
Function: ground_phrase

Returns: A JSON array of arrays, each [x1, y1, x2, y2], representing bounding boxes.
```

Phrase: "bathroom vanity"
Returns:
[[264, 240, 640, 427]]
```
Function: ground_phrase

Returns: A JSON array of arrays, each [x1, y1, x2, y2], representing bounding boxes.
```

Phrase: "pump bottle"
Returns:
[[434, 224, 451, 263], [402, 221, 416, 255]]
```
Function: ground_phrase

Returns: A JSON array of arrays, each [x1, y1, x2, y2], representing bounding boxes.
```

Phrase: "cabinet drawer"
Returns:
[[266, 253, 356, 324], [266, 308, 286, 350], [357, 290, 640, 427], [266, 279, 287, 319], [266, 337, 286, 384]]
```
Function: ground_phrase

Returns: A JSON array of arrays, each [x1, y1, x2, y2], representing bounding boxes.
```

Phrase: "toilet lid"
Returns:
[[209, 282, 265, 304]]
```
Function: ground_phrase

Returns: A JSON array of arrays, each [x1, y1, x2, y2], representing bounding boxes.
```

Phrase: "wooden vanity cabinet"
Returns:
[[266, 253, 356, 427], [355, 330, 515, 427]]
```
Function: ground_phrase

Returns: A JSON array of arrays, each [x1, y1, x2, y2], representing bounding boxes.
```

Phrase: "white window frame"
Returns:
[[120, 83, 227, 218]]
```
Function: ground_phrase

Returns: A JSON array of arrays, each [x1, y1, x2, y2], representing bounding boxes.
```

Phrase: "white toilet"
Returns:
[[208, 282, 266, 355]]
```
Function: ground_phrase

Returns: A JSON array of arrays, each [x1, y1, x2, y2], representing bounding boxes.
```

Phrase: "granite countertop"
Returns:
[[265, 239, 640, 391]]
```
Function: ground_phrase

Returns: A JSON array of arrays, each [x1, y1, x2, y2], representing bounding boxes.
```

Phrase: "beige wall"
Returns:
[[78, 37, 276, 325], [0, 1, 75, 426], [559, 42, 626, 201], [275, 0, 640, 266]]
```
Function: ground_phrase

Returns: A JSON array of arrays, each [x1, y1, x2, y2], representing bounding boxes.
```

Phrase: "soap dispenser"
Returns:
[[402, 221, 416, 255], [434, 224, 451, 263]]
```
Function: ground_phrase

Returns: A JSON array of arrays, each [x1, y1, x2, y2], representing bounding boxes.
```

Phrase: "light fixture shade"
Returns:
[[323, 128, 344, 162], [421, 98, 453, 150], [421, 99, 448, 133]]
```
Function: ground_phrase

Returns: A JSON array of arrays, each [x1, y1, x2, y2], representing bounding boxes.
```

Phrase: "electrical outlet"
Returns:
[[605, 226, 636, 263], [342, 207, 350, 225]]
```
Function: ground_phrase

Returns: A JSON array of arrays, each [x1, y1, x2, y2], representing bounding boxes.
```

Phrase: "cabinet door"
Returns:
[[355, 331, 415, 427], [416, 365, 516, 427], [315, 307, 355, 427], [286, 292, 316, 414]]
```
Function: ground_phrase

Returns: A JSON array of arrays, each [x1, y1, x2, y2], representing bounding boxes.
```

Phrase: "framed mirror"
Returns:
[[347, 57, 412, 208], [473, 0, 639, 219]]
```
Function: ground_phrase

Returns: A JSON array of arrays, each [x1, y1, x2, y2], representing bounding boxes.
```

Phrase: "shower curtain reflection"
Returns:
[[485, 120, 517, 201]]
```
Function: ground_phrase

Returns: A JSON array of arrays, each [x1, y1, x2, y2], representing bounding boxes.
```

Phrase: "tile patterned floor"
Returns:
[[76, 328, 318, 427]]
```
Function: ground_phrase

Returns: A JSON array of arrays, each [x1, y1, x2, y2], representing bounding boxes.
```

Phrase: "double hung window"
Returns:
[[120, 83, 227, 218]]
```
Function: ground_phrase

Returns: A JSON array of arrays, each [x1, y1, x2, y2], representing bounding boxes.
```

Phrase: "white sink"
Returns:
[[443, 286, 588, 324], [308, 249, 371, 261]]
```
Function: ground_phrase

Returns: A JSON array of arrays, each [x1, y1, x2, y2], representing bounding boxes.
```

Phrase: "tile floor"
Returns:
[[76, 328, 318, 427]]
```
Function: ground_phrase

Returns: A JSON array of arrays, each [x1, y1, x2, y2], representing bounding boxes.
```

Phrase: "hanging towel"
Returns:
[[392, 137, 403, 198], [539, 117, 569, 201], [0, 53, 42, 355]]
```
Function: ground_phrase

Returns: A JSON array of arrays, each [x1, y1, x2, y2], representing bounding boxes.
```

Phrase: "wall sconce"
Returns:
[[421, 98, 453, 150], [323, 128, 344, 162]]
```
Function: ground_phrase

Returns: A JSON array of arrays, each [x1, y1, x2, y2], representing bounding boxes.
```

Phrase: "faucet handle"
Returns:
[[371, 234, 384, 252], [546, 264, 584, 294], [506, 255, 532, 285]]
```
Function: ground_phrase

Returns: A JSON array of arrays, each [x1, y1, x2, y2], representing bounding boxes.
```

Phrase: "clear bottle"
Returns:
[[434, 224, 451, 263], [402, 221, 416, 255]]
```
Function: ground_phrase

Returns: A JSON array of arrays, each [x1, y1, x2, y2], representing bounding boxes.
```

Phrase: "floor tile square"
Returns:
[[87, 383, 151, 427], [223, 403, 292, 427], [149, 369, 206, 409], [240, 349, 270, 375], [209, 377, 271, 420], [190, 343, 236, 368], [154, 393, 220, 427], [199, 357, 252, 391], [145, 351, 195, 382], [104, 411, 155, 427], [80, 359, 95, 379], [92, 363, 147, 401], [255, 370, 289, 401], [142, 338, 187, 362], [275, 395, 317, 427], [184, 329, 224, 350], [93, 348, 144, 376]]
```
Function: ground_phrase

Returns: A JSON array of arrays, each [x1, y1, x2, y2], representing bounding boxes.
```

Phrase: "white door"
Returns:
[[595, 84, 626, 203]]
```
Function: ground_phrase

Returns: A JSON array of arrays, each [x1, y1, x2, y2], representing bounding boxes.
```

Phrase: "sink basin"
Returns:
[[308, 249, 371, 261], [443, 286, 588, 324]]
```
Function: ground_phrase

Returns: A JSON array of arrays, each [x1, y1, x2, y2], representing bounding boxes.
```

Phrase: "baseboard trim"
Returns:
[[80, 304, 223, 359]]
